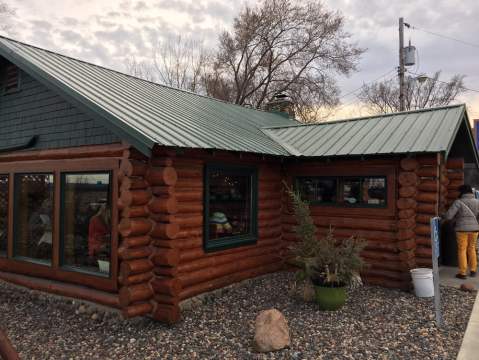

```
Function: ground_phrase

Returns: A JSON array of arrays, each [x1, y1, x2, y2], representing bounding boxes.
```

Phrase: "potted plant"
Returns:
[[285, 184, 366, 310]]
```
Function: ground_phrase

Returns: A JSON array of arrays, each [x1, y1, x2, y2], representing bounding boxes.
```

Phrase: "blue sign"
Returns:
[[430, 217, 440, 258], [475, 189, 479, 200]]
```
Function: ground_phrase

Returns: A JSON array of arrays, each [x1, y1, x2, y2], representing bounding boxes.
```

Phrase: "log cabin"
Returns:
[[0, 35, 478, 323]]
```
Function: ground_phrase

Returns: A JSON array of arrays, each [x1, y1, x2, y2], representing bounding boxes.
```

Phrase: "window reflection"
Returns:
[[14, 174, 54, 263], [62, 173, 111, 275], [0, 175, 7, 256]]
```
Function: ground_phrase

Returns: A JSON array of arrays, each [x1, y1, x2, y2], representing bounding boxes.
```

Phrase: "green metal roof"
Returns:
[[0, 36, 476, 163], [263, 104, 478, 162], [0, 36, 296, 156]]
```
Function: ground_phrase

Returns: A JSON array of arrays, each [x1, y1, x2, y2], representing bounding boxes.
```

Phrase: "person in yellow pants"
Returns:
[[445, 184, 479, 279]]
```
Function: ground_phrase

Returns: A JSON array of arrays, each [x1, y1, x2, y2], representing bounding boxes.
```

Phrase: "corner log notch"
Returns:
[[117, 149, 182, 323]]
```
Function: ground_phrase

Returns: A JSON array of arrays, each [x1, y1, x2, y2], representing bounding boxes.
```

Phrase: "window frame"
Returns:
[[60, 171, 113, 278], [203, 163, 258, 252], [13, 172, 55, 266], [0, 158, 119, 292], [295, 175, 388, 208]]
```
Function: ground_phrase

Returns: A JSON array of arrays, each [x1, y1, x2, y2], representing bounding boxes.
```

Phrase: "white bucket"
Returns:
[[410, 268, 434, 297]]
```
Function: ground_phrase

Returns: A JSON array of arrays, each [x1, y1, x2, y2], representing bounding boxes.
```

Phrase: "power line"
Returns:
[[409, 25, 479, 49], [338, 68, 397, 100]]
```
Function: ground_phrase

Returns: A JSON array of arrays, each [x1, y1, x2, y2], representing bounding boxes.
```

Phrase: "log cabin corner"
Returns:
[[0, 35, 478, 323]]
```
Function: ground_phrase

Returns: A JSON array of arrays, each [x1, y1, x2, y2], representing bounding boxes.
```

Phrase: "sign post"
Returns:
[[430, 216, 442, 327]]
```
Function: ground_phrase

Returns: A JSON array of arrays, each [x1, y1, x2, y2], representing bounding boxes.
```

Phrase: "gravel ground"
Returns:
[[0, 272, 475, 360]]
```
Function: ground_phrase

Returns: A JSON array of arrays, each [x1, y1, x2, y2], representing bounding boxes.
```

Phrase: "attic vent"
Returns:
[[2, 64, 20, 94]]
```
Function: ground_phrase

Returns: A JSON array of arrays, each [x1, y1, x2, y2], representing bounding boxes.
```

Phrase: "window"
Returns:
[[61, 173, 112, 276], [2, 64, 20, 94], [296, 176, 387, 207], [204, 164, 257, 251], [0, 175, 7, 256], [14, 174, 54, 264]]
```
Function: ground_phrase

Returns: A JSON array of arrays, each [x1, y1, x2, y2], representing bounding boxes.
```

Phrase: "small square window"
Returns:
[[204, 164, 258, 251]]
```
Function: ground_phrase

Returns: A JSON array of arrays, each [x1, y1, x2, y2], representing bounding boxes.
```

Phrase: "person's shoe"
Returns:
[[470, 271, 477, 277], [456, 274, 467, 279]]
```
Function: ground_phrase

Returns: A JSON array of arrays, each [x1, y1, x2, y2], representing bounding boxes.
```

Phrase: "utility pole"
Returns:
[[398, 17, 406, 111]]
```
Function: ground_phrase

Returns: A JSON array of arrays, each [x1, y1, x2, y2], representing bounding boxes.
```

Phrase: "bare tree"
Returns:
[[210, 0, 364, 120], [0, 1, 15, 34], [358, 71, 466, 114], [124, 35, 210, 93]]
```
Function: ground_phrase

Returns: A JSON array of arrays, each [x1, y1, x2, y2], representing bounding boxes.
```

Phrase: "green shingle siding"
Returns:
[[0, 70, 119, 151]]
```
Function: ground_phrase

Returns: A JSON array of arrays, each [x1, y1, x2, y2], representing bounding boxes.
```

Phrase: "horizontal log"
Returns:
[[416, 203, 436, 215], [177, 228, 202, 239], [176, 167, 202, 179], [176, 203, 202, 214], [120, 259, 154, 277], [416, 214, 432, 225], [118, 271, 153, 286], [364, 240, 398, 253], [118, 246, 152, 261], [179, 262, 281, 300], [306, 216, 397, 232], [363, 268, 409, 281], [398, 218, 416, 229], [417, 180, 438, 192], [119, 218, 153, 237], [120, 189, 152, 207], [120, 235, 150, 249], [176, 190, 202, 202], [154, 266, 179, 277], [416, 236, 432, 246], [416, 192, 437, 204], [259, 200, 282, 211], [446, 158, 464, 169], [449, 179, 464, 189], [362, 250, 399, 262], [121, 206, 149, 219], [154, 294, 178, 305], [122, 302, 153, 318], [416, 246, 432, 258], [362, 276, 410, 291], [121, 159, 148, 177], [176, 237, 202, 250], [398, 172, 418, 187], [417, 166, 437, 178], [151, 185, 176, 197], [119, 283, 154, 307], [414, 225, 431, 236], [120, 177, 149, 192], [151, 277, 182, 296], [151, 157, 174, 167], [148, 197, 178, 214], [447, 191, 460, 200], [151, 239, 178, 249], [398, 209, 415, 219], [398, 249, 415, 262], [397, 198, 417, 210], [416, 257, 432, 267], [124, 147, 149, 161], [176, 179, 203, 189], [399, 186, 416, 198], [397, 229, 415, 240], [175, 215, 203, 228], [416, 155, 437, 166], [149, 214, 178, 223], [152, 248, 180, 267], [397, 238, 416, 251], [147, 167, 178, 186], [400, 158, 419, 171], [150, 223, 180, 239], [153, 304, 181, 324], [367, 259, 405, 272], [178, 244, 281, 274], [447, 172, 464, 181]]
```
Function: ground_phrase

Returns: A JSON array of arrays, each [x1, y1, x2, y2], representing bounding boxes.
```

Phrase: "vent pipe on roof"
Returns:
[[264, 93, 295, 119]]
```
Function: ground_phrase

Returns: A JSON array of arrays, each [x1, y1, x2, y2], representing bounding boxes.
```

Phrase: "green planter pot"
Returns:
[[314, 285, 347, 311]]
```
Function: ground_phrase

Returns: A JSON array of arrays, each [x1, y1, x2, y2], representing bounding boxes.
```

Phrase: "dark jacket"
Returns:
[[445, 193, 479, 232]]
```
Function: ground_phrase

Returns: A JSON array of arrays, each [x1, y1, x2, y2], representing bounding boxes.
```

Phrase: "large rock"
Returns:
[[253, 309, 291, 353]]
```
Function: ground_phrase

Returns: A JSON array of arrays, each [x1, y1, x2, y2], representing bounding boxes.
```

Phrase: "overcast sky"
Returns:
[[2, 0, 479, 120]]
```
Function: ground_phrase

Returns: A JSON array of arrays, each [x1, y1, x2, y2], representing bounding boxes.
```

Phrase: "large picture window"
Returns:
[[14, 174, 54, 264], [0, 175, 8, 256], [61, 173, 112, 276], [204, 164, 257, 251], [296, 176, 387, 207]]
